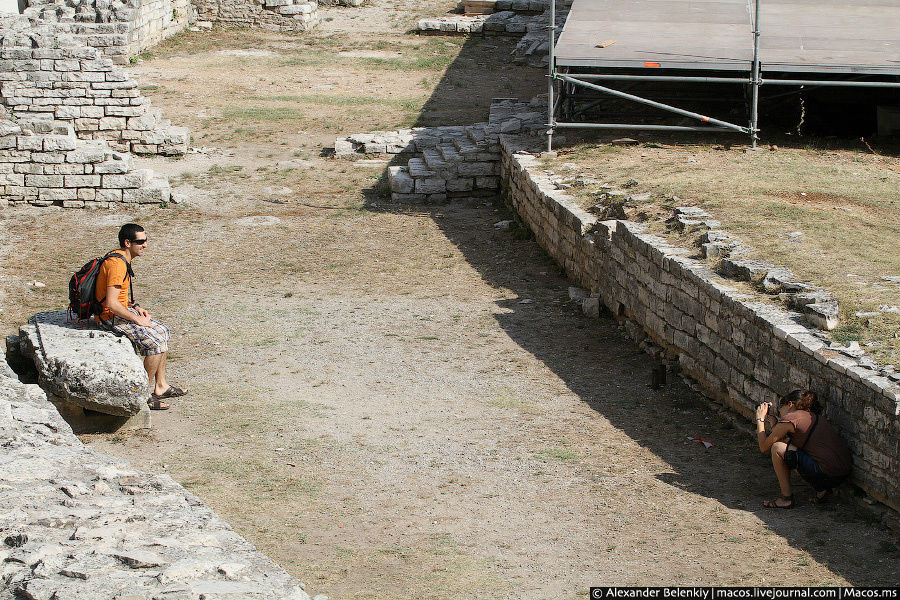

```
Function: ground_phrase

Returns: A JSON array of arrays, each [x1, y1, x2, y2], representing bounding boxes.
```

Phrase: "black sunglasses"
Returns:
[[130, 237, 148, 245]]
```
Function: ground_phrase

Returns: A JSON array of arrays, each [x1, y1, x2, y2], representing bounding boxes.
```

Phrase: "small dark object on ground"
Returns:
[[4, 533, 27, 548], [650, 364, 666, 389]]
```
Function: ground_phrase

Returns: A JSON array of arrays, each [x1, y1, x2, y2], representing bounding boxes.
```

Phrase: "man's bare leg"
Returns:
[[144, 353, 168, 396], [154, 352, 169, 396]]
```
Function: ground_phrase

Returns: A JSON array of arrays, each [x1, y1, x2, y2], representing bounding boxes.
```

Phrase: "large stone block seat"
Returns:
[[7, 310, 151, 432]]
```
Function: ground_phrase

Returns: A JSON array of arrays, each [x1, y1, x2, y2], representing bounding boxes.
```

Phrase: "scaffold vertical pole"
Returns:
[[750, 0, 761, 148], [547, 0, 556, 152]]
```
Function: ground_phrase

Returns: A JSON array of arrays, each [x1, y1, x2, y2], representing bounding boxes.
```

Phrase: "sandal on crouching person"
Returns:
[[763, 495, 794, 509], [810, 489, 832, 505]]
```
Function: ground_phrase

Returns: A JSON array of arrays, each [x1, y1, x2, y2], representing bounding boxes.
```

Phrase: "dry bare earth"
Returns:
[[1, 2, 898, 598]]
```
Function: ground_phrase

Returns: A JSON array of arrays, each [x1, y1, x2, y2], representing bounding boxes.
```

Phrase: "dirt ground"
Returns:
[[1, 2, 898, 598]]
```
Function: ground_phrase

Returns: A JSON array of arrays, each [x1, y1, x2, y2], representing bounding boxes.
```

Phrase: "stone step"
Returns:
[[467, 126, 487, 144], [437, 143, 461, 163], [407, 158, 435, 178], [453, 138, 481, 158], [422, 148, 448, 171]]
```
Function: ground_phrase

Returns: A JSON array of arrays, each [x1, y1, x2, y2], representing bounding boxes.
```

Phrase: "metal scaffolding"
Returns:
[[546, 0, 900, 151]]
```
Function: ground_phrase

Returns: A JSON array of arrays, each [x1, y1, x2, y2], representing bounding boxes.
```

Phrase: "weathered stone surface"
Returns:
[[803, 301, 840, 331], [718, 258, 775, 281], [18, 311, 146, 416], [0, 355, 314, 600]]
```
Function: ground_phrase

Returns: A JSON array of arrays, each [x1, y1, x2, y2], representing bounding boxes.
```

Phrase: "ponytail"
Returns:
[[779, 389, 822, 414]]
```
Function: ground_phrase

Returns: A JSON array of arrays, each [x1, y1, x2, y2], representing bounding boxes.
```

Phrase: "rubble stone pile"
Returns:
[[417, 0, 572, 67], [335, 98, 545, 204]]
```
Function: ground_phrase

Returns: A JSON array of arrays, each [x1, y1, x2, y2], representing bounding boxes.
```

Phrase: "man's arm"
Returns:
[[105, 285, 151, 327]]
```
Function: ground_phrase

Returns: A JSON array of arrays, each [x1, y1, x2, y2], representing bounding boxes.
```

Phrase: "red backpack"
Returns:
[[68, 251, 133, 324]]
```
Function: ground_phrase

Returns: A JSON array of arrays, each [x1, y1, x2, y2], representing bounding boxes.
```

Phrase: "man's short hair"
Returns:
[[118, 223, 145, 247]]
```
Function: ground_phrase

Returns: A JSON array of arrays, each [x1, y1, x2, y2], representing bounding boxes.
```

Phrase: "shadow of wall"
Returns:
[[360, 9, 898, 585]]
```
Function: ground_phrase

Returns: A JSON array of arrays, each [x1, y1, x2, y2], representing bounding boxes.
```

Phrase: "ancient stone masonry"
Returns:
[[0, 20, 189, 155], [335, 98, 544, 204], [417, 0, 572, 66], [0, 117, 171, 207], [0, 355, 315, 599], [192, 0, 319, 31], [22, 0, 194, 64], [500, 136, 900, 520], [0, 15, 189, 156]]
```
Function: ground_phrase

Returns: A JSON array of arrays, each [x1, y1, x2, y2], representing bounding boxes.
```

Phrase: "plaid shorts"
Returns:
[[100, 307, 170, 356]]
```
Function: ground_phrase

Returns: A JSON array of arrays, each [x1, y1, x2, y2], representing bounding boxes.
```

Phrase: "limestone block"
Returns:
[[392, 192, 428, 203], [25, 174, 64, 187], [96, 188, 123, 202], [19, 312, 147, 416], [446, 177, 474, 192], [94, 154, 133, 174], [415, 178, 446, 194], [99, 116, 127, 130], [458, 162, 494, 177], [803, 302, 839, 331], [718, 258, 774, 282], [63, 174, 101, 187], [475, 176, 499, 189], [43, 134, 78, 151], [67, 144, 109, 164], [16, 135, 44, 151], [265, 0, 293, 6], [278, 5, 313, 15], [123, 183, 170, 204], [38, 188, 79, 202], [388, 166, 414, 194], [102, 169, 151, 188]]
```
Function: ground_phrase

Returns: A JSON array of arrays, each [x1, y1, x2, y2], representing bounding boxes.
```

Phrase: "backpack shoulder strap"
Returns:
[[101, 251, 136, 305], [797, 414, 819, 452]]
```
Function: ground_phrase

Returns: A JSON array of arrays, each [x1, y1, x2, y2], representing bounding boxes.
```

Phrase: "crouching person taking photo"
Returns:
[[755, 390, 852, 509]]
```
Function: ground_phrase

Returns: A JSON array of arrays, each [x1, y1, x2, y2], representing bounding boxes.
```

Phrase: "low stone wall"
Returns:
[[22, 0, 193, 64], [0, 15, 189, 156], [0, 355, 314, 599], [192, 0, 319, 31], [500, 136, 900, 517], [0, 118, 171, 207]]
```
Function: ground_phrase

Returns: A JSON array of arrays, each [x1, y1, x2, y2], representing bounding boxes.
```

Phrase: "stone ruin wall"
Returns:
[[0, 16, 189, 157], [500, 136, 900, 523], [22, 0, 194, 64], [191, 0, 319, 31]]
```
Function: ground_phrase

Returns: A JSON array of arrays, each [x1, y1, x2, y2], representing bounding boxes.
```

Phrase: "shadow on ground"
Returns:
[[369, 198, 898, 585], [357, 18, 899, 584]]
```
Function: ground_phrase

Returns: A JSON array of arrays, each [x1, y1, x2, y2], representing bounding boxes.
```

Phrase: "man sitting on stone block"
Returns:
[[96, 223, 187, 411]]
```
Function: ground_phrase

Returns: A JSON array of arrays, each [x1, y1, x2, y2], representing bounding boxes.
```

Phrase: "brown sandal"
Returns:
[[147, 397, 170, 411], [763, 495, 794, 509], [810, 489, 832, 505]]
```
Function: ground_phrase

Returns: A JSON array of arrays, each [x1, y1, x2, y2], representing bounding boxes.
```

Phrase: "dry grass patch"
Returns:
[[544, 139, 900, 364]]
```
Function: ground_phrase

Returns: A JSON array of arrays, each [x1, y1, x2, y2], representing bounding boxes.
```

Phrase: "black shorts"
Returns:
[[785, 448, 848, 492]]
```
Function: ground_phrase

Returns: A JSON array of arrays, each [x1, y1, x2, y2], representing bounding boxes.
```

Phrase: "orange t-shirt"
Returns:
[[95, 250, 131, 322]]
